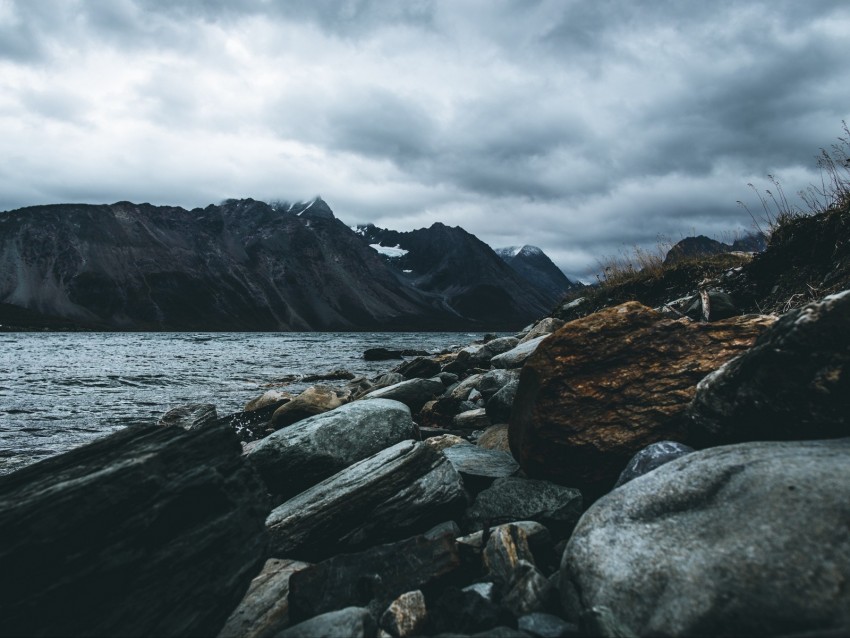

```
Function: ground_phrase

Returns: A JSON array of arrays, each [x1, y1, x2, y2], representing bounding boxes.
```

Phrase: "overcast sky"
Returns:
[[1, 0, 849, 280]]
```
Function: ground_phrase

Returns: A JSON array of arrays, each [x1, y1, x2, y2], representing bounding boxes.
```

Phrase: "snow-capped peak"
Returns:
[[369, 244, 409, 258]]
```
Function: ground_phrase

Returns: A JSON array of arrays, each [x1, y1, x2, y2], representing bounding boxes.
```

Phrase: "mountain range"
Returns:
[[0, 198, 575, 331]]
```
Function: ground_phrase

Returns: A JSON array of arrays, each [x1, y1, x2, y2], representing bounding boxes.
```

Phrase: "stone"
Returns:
[[687, 290, 850, 447], [453, 408, 491, 430], [0, 422, 270, 638], [157, 402, 218, 430], [519, 318, 565, 344], [458, 521, 552, 557], [501, 560, 556, 618], [395, 357, 442, 380], [477, 424, 511, 452], [218, 558, 311, 638], [244, 390, 293, 413], [491, 335, 550, 369], [278, 607, 376, 638], [509, 302, 774, 500], [684, 288, 740, 321], [477, 369, 520, 401], [363, 378, 445, 413], [561, 438, 850, 637], [613, 440, 694, 488], [518, 612, 579, 638], [266, 441, 466, 561], [417, 397, 464, 430], [431, 586, 503, 635], [442, 445, 521, 494], [485, 380, 519, 425], [247, 399, 415, 499], [372, 372, 406, 387], [288, 534, 461, 623], [470, 336, 521, 365], [364, 347, 404, 361], [271, 385, 351, 429], [483, 524, 536, 585], [435, 371, 459, 386], [449, 373, 484, 401], [424, 434, 472, 452], [301, 369, 356, 382], [465, 477, 581, 540], [424, 520, 462, 541], [379, 590, 428, 638]]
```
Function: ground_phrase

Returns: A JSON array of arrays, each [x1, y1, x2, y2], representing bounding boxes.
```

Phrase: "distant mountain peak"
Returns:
[[496, 245, 544, 259]]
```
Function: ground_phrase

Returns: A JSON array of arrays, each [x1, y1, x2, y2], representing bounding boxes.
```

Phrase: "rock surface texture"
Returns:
[[561, 438, 850, 637], [509, 302, 773, 499], [265, 440, 465, 560], [687, 290, 850, 447], [247, 399, 414, 499], [0, 422, 270, 638]]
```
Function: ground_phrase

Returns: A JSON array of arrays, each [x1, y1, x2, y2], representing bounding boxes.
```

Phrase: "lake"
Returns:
[[0, 331, 489, 475]]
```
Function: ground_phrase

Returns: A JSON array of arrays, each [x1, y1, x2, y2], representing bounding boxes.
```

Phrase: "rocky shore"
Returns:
[[3, 234, 850, 636]]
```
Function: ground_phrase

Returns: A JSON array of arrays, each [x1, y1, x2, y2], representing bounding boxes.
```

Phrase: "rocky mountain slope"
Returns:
[[494, 244, 576, 301], [354, 223, 556, 326], [0, 198, 554, 331]]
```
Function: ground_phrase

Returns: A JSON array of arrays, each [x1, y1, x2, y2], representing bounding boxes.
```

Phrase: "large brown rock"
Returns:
[[509, 302, 773, 500], [271, 385, 351, 429]]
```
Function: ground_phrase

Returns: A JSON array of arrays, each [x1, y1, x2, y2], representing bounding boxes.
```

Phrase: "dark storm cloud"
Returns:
[[1, 0, 849, 279]]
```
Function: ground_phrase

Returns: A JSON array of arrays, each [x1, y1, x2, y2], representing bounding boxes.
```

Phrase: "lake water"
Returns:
[[0, 331, 489, 475]]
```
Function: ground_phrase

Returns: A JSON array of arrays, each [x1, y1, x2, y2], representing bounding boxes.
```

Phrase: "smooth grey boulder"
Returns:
[[687, 290, 850, 447], [362, 378, 445, 412], [278, 607, 376, 638], [0, 422, 270, 638], [449, 373, 485, 401], [613, 440, 694, 488], [157, 402, 218, 430], [442, 445, 521, 494], [485, 379, 519, 424], [562, 438, 850, 637], [247, 399, 415, 499], [490, 335, 549, 369], [266, 440, 466, 561], [465, 477, 582, 538], [218, 558, 311, 638]]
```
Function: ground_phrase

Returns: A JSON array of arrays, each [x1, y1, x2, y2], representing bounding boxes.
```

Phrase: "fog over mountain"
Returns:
[[1, 1, 849, 280]]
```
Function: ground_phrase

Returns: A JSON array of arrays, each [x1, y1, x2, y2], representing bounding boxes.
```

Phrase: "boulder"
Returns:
[[561, 438, 850, 637], [687, 290, 850, 447], [485, 380, 519, 425], [247, 399, 415, 499], [0, 422, 270, 638], [244, 390, 293, 413], [288, 534, 461, 623], [509, 302, 773, 500], [449, 373, 485, 401], [477, 424, 511, 452], [491, 335, 550, 369], [442, 445, 521, 494], [468, 336, 520, 365], [265, 440, 466, 561], [271, 385, 351, 429], [477, 369, 521, 401], [517, 612, 579, 638], [395, 357, 442, 380], [431, 586, 503, 635], [501, 560, 556, 618], [362, 378, 445, 412], [218, 558, 311, 638], [417, 396, 464, 430], [453, 408, 492, 431], [301, 369, 356, 383], [221, 401, 288, 442], [465, 477, 582, 539], [157, 402, 218, 430], [519, 317, 565, 344], [614, 440, 694, 488], [278, 607, 376, 638], [424, 434, 472, 452], [380, 590, 428, 638], [364, 348, 404, 361], [483, 524, 536, 585]]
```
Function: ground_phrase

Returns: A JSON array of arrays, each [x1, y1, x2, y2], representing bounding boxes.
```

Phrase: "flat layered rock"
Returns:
[[442, 445, 521, 493], [0, 422, 270, 638], [509, 302, 773, 500], [247, 399, 415, 499], [266, 440, 466, 561], [362, 378, 445, 412]]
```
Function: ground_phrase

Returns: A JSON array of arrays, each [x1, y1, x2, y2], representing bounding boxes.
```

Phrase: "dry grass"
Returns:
[[595, 237, 673, 286]]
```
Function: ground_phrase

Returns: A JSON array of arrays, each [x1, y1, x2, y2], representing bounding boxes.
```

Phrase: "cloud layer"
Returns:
[[1, 0, 848, 279]]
